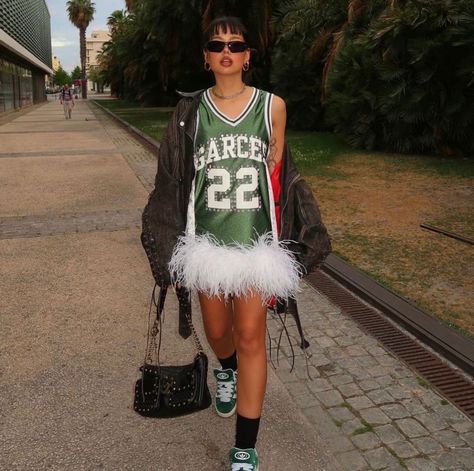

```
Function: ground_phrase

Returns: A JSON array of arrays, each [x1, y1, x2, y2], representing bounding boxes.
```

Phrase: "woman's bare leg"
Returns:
[[198, 293, 235, 359], [233, 292, 267, 418]]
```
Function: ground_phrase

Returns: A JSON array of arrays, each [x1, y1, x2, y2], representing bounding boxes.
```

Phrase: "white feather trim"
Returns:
[[168, 232, 303, 303]]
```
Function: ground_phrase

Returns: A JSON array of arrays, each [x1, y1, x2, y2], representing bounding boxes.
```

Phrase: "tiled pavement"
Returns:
[[266, 281, 474, 471], [91, 101, 474, 471]]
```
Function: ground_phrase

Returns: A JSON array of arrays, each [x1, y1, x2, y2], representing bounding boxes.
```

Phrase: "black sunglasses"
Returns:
[[205, 40, 248, 53]]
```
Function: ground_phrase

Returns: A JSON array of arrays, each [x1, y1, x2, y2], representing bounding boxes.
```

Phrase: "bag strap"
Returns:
[[144, 284, 204, 366]]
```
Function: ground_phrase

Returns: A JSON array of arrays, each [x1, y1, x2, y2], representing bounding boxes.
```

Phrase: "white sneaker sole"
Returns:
[[231, 462, 259, 470]]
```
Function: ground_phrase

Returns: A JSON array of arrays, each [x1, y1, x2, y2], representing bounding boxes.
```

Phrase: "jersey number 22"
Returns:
[[207, 167, 260, 210]]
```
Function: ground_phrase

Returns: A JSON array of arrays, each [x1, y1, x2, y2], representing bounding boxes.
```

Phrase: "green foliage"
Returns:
[[286, 130, 352, 176], [96, 0, 474, 156], [98, 2, 209, 103], [71, 66, 81, 81], [352, 424, 375, 435], [53, 66, 72, 86], [270, 0, 387, 129], [87, 66, 100, 83], [66, 0, 95, 29], [270, 0, 346, 129], [325, 0, 474, 155], [67, 0, 96, 98], [87, 65, 105, 92], [97, 1, 276, 105], [96, 100, 173, 141]]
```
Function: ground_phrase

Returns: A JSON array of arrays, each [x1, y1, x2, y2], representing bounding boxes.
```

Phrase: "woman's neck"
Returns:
[[213, 75, 246, 96]]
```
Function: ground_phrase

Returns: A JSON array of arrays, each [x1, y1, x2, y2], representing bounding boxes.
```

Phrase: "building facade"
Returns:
[[86, 30, 110, 74], [52, 55, 61, 72], [45, 54, 61, 89], [0, 0, 53, 114]]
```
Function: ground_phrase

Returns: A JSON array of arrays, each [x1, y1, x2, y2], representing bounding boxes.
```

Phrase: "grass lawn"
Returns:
[[95, 99, 173, 142], [95, 99, 474, 338]]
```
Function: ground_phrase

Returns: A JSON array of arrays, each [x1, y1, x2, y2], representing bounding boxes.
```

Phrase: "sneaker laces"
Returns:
[[216, 380, 235, 403], [231, 464, 254, 471]]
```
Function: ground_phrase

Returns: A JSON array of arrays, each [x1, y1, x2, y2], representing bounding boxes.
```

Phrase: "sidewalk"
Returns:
[[0, 100, 340, 470], [1, 99, 472, 471]]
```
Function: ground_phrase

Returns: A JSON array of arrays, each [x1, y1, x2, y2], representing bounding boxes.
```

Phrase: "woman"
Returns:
[[169, 16, 302, 470], [142, 16, 322, 471]]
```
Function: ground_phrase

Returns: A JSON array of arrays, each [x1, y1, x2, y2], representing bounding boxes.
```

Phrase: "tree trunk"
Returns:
[[80, 27, 87, 99]]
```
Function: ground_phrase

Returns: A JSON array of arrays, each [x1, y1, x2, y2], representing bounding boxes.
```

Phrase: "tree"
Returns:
[[270, 0, 389, 129], [99, 2, 209, 103], [98, 9, 134, 98], [71, 65, 81, 81], [66, 0, 95, 99], [53, 66, 72, 87], [107, 9, 126, 36], [95, 0, 280, 104], [87, 65, 104, 92], [271, 0, 347, 129], [325, 0, 474, 155]]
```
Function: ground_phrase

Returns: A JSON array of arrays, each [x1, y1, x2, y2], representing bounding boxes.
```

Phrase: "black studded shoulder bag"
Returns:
[[133, 285, 212, 418]]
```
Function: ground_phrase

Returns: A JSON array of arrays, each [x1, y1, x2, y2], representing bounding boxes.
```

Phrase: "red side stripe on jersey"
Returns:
[[270, 158, 283, 236]]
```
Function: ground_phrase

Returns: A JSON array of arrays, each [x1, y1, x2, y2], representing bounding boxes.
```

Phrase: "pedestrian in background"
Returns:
[[60, 84, 75, 119]]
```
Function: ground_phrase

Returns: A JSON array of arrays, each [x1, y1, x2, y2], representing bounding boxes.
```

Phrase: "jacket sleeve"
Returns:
[[293, 180, 332, 273], [280, 142, 332, 275], [141, 102, 186, 287]]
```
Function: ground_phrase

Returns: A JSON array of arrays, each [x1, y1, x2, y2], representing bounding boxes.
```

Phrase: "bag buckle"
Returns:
[[161, 381, 172, 395]]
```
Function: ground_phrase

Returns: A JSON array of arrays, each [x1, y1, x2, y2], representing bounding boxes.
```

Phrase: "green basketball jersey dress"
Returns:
[[169, 87, 301, 301]]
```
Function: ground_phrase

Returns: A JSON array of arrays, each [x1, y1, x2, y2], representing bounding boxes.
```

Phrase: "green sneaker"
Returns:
[[213, 367, 237, 417], [229, 447, 259, 471]]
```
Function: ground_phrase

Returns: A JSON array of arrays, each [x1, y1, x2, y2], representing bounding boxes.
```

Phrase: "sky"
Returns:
[[46, 0, 125, 72]]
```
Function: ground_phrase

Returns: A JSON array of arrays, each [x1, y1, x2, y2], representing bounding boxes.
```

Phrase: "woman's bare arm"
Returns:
[[267, 95, 287, 174]]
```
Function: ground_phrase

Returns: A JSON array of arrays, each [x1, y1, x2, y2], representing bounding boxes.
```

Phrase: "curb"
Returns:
[[91, 100, 161, 153]]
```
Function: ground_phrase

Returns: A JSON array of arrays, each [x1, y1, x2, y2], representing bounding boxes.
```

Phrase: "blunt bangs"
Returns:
[[203, 16, 248, 47]]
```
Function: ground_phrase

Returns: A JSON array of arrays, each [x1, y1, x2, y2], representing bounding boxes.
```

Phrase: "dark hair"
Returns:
[[202, 16, 249, 48]]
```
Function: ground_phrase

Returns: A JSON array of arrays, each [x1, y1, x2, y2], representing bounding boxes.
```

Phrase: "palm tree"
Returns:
[[107, 10, 127, 36], [67, 0, 95, 99], [273, 0, 379, 102], [325, 0, 474, 155], [101, 9, 130, 98]]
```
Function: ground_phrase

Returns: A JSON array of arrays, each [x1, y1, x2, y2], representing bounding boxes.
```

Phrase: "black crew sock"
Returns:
[[235, 413, 261, 449], [218, 350, 238, 371]]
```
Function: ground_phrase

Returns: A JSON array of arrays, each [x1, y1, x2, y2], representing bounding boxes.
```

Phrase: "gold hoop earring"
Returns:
[[243, 62, 250, 71], [204, 62, 211, 71]]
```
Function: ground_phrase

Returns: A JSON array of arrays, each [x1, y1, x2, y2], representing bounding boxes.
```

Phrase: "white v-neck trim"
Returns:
[[204, 87, 258, 127]]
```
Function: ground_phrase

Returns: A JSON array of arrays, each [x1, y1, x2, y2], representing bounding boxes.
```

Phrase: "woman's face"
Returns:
[[204, 27, 250, 76]]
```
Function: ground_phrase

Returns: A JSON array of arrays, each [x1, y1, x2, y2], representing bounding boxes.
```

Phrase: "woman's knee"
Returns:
[[205, 323, 231, 343], [234, 327, 265, 356]]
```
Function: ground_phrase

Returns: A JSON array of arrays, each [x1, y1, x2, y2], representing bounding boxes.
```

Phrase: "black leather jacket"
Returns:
[[141, 89, 332, 288]]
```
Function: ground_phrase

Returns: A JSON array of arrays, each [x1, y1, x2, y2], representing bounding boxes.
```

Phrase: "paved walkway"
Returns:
[[0, 99, 472, 471], [0, 99, 338, 471]]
